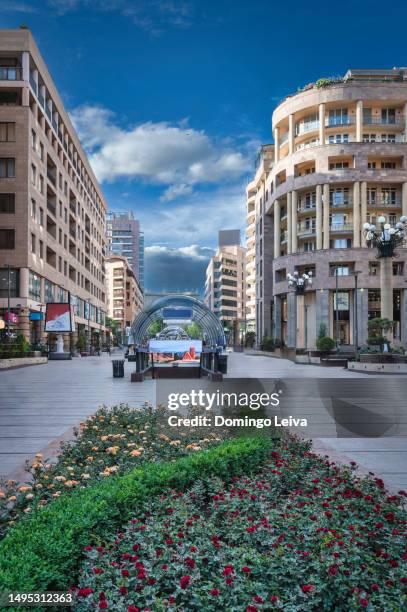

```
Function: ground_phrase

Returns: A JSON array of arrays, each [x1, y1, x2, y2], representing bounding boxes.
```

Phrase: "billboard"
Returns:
[[162, 307, 193, 321], [45, 303, 75, 332], [149, 339, 202, 355]]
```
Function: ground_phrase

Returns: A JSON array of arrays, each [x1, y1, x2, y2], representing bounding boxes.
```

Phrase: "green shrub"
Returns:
[[0, 437, 273, 593], [316, 336, 335, 352], [260, 335, 274, 351]]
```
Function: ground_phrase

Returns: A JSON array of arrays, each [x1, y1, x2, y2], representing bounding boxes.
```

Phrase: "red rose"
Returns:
[[162, 564, 169, 571], [225, 577, 233, 585], [99, 602, 108, 610], [190, 546, 197, 553], [242, 566, 251, 573], [78, 588, 93, 597], [328, 564, 338, 576], [302, 585, 315, 593], [165, 538, 174, 545], [223, 565, 234, 576], [360, 599, 368, 608], [246, 606, 258, 612], [253, 595, 264, 603], [119, 586, 127, 595], [93, 568, 104, 575], [128, 607, 139, 612], [185, 557, 195, 569], [371, 584, 379, 591], [97, 546, 104, 553], [270, 595, 279, 603], [325, 511, 333, 519], [99, 593, 106, 600], [132, 544, 140, 551], [122, 569, 130, 578], [168, 597, 176, 604], [84, 546, 93, 551], [210, 588, 220, 596], [180, 575, 191, 589]]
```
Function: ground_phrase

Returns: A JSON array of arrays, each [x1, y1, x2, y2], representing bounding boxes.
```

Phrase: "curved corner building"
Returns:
[[249, 68, 407, 349]]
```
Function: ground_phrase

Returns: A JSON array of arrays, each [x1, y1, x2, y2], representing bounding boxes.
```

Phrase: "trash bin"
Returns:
[[112, 359, 125, 378], [217, 354, 228, 374]]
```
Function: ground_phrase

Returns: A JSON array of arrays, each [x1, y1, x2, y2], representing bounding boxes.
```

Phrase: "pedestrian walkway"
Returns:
[[0, 353, 154, 479]]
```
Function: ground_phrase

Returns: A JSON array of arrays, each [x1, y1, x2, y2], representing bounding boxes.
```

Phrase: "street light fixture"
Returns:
[[353, 270, 362, 358], [363, 215, 407, 338]]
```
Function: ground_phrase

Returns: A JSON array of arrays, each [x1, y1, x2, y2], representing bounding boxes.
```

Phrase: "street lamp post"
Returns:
[[335, 268, 340, 349], [353, 270, 361, 357], [364, 215, 407, 342], [6, 264, 11, 341], [287, 270, 313, 351]]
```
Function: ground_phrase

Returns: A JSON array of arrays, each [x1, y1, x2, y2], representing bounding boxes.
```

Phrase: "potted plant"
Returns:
[[76, 332, 87, 356]]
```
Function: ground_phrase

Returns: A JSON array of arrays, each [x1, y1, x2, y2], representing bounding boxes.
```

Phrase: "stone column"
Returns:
[[19, 267, 29, 299], [287, 192, 292, 254], [291, 191, 298, 253], [360, 181, 367, 246], [357, 287, 369, 347], [273, 296, 282, 342], [380, 258, 393, 323], [316, 184, 323, 250], [289, 114, 294, 155], [404, 102, 407, 143], [274, 127, 280, 163], [316, 289, 330, 338], [402, 182, 407, 218], [319, 103, 325, 145], [18, 307, 30, 342], [323, 184, 330, 249], [22, 51, 30, 82], [287, 292, 297, 348], [353, 181, 361, 247], [401, 288, 407, 346], [274, 199, 280, 259], [356, 100, 363, 142]]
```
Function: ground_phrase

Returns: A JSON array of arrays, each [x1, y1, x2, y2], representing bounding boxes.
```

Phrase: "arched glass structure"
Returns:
[[131, 294, 226, 349]]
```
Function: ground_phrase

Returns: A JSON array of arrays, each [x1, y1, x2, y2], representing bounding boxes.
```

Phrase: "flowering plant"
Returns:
[[74, 440, 406, 610], [0, 404, 228, 540]]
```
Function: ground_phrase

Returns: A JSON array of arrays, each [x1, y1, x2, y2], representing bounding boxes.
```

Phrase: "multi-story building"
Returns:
[[0, 29, 108, 348], [205, 230, 246, 342], [250, 68, 407, 349], [106, 211, 144, 289], [245, 145, 274, 341], [106, 255, 143, 343]]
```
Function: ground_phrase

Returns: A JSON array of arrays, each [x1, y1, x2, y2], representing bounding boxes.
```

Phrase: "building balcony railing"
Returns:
[[296, 120, 319, 136], [47, 170, 56, 187], [47, 201, 56, 217], [329, 223, 353, 232], [29, 73, 37, 93], [296, 140, 320, 151], [325, 117, 355, 127], [364, 116, 404, 126], [279, 132, 289, 146], [0, 66, 22, 80], [298, 203, 316, 212], [331, 199, 353, 208], [298, 227, 316, 237], [368, 198, 401, 207]]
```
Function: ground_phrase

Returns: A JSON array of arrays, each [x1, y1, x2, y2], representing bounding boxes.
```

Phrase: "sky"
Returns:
[[2, 0, 407, 293]]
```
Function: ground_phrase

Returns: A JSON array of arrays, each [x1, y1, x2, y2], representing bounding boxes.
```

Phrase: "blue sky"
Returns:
[[2, 0, 407, 292]]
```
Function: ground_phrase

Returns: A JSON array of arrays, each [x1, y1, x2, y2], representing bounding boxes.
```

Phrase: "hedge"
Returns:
[[0, 436, 273, 593]]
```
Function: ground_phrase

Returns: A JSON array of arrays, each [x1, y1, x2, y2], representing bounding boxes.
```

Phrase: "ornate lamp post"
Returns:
[[287, 271, 313, 350], [363, 215, 407, 340]]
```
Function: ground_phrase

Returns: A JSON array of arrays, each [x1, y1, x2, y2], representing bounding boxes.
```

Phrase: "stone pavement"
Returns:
[[0, 352, 154, 480]]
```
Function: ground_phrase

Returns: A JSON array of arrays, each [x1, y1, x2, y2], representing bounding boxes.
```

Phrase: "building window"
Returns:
[[0, 122, 15, 142], [368, 161, 376, 169], [393, 262, 404, 276], [369, 261, 379, 276], [329, 161, 349, 170], [31, 163, 36, 184], [0, 267, 19, 297], [0, 158, 15, 178], [39, 207, 44, 226], [330, 187, 349, 207], [330, 238, 351, 249], [381, 108, 395, 124], [39, 142, 44, 161], [31, 233, 36, 254], [31, 199, 36, 219], [0, 228, 15, 249], [381, 161, 396, 170], [45, 279, 54, 302], [31, 129, 36, 149], [381, 188, 397, 205], [367, 188, 377, 204], [39, 240, 43, 259], [328, 108, 348, 125], [330, 265, 350, 276], [0, 193, 15, 213], [29, 271, 41, 300], [328, 134, 349, 144], [39, 175, 44, 194]]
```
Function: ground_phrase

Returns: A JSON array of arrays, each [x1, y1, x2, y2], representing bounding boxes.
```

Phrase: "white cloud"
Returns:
[[145, 244, 214, 293], [70, 105, 251, 191]]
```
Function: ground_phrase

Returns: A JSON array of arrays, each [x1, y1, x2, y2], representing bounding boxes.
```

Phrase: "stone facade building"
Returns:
[[0, 29, 108, 348], [106, 255, 143, 344], [248, 68, 407, 349]]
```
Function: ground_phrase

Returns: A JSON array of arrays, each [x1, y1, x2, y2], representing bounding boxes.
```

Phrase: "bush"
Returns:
[[0, 437, 273, 593], [260, 336, 274, 351], [0, 404, 230, 539], [76, 332, 87, 352], [316, 336, 335, 353], [73, 440, 407, 611]]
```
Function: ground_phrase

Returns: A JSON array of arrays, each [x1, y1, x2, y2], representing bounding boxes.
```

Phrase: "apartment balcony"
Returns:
[[296, 140, 320, 151], [29, 73, 37, 93], [281, 231, 288, 243], [46, 200, 56, 217], [325, 117, 355, 127], [279, 132, 289, 146], [298, 203, 316, 213], [368, 197, 401, 207], [331, 198, 353, 209], [0, 66, 22, 80], [298, 227, 316, 237], [296, 120, 319, 136], [364, 116, 404, 127], [330, 223, 353, 232], [47, 169, 56, 187]]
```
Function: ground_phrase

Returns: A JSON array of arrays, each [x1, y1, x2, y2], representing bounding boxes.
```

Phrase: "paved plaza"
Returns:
[[0, 351, 406, 492]]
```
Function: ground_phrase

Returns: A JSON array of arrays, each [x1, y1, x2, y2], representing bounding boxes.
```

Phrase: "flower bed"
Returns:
[[74, 441, 407, 611], [0, 404, 229, 540], [0, 437, 273, 593]]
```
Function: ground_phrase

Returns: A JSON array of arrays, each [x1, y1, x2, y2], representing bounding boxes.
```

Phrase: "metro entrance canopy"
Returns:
[[131, 294, 226, 349]]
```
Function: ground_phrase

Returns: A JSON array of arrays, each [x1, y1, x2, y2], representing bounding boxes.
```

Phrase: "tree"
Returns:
[[316, 336, 335, 353], [105, 316, 121, 346], [147, 318, 164, 338], [367, 318, 395, 351], [183, 322, 202, 339]]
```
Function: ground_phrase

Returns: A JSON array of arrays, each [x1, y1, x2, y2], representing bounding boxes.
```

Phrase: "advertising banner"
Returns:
[[149, 339, 202, 355], [45, 303, 74, 332]]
